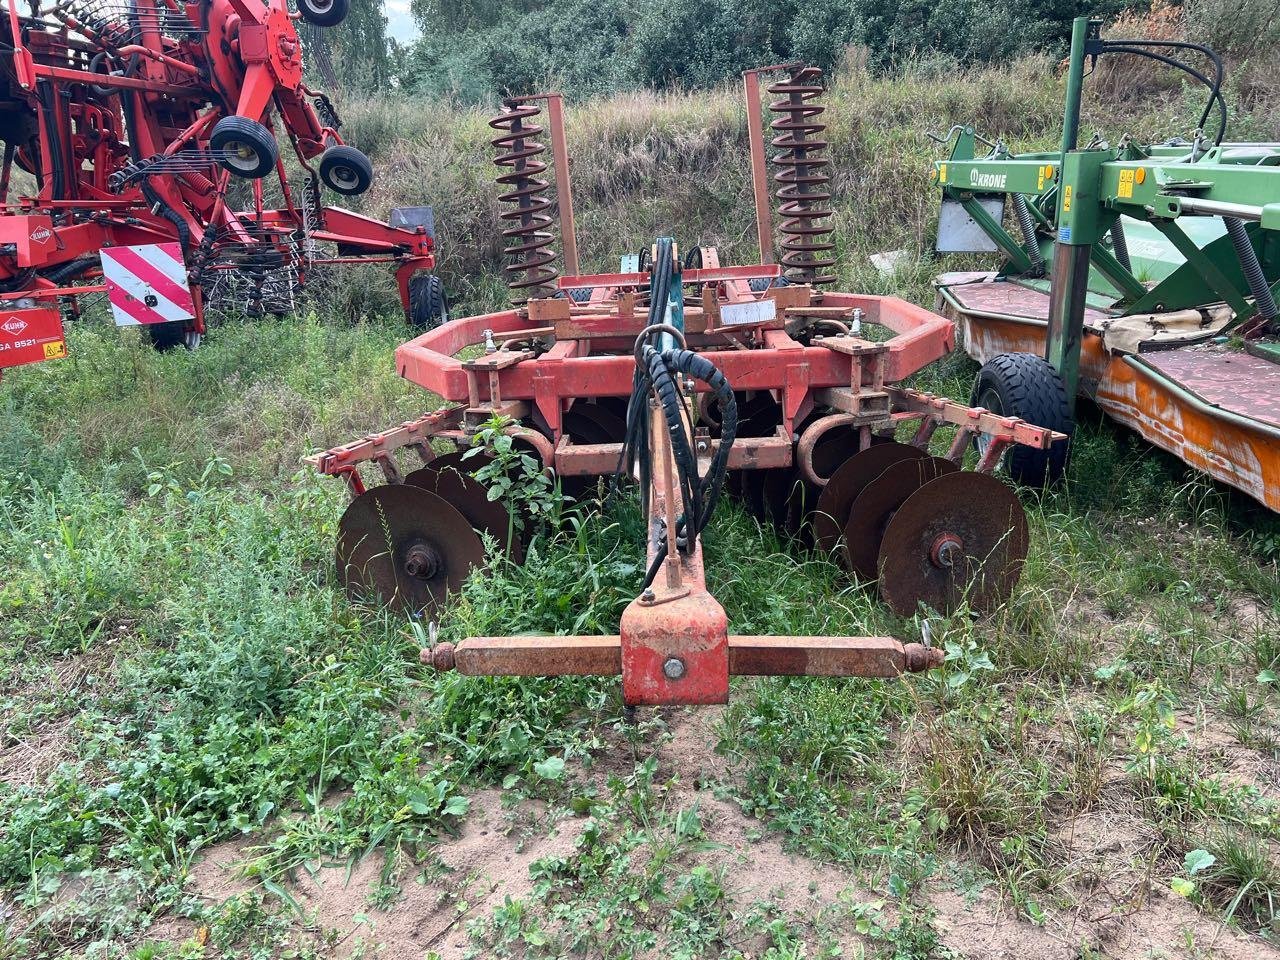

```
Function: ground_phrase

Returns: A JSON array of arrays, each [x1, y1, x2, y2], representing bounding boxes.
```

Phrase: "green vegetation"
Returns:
[[2, 30, 1280, 960]]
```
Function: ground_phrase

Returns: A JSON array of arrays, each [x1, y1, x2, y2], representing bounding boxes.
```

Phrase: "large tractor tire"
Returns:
[[210, 116, 279, 179], [970, 352, 1073, 485], [408, 273, 449, 329]]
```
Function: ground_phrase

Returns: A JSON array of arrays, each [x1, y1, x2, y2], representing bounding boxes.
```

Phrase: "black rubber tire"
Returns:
[[297, 0, 350, 27], [145, 321, 190, 351], [408, 273, 449, 329], [970, 352, 1073, 485], [209, 116, 278, 179], [319, 145, 373, 196], [566, 286, 593, 303]]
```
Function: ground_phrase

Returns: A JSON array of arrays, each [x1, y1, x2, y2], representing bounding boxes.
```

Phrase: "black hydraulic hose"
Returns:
[[1224, 217, 1278, 321], [1102, 42, 1227, 146], [1104, 38, 1224, 135], [36, 83, 67, 205], [617, 239, 738, 589], [41, 256, 98, 284]]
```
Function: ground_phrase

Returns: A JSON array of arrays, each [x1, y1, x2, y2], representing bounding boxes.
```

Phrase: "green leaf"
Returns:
[[1184, 849, 1215, 875], [406, 791, 437, 815], [444, 795, 470, 817], [533, 756, 566, 780], [1258, 670, 1278, 685], [1170, 877, 1195, 896]]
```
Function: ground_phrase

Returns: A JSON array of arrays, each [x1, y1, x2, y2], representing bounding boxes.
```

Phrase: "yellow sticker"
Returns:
[[1118, 169, 1134, 199], [1037, 165, 1045, 191], [1063, 184, 1073, 212], [939, 163, 947, 184], [43, 340, 66, 360]]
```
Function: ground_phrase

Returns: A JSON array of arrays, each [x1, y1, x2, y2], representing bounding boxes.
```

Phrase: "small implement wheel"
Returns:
[[210, 116, 279, 179], [408, 273, 449, 329], [971, 352, 1073, 485], [297, 0, 350, 27], [319, 145, 373, 196], [146, 322, 200, 351]]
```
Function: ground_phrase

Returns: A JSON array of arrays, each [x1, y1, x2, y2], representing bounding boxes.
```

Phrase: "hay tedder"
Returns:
[[933, 17, 1280, 511], [311, 70, 1068, 706], [0, 0, 441, 374]]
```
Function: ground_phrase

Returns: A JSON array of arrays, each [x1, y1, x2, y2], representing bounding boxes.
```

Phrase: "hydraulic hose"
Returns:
[[617, 239, 738, 589], [1101, 41, 1227, 146]]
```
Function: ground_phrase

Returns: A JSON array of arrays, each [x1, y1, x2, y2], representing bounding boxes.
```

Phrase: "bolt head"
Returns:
[[662, 657, 686, 680]]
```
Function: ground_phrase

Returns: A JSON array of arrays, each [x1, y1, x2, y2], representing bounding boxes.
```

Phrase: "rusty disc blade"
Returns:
[[760, 468, 795, 528], [336, 483, 484, 616], [878, 472, 1030, 616], [738, 393, 782, 438], [742, 469, 769, 519], [785, 475, 820, 541], [842, 456, 958, 581], [425, 450, 489, 476], [405, 464, 523, 563], [590, 396, 630, 421], [570, 401, 627, 443], [563, 410, 613, 445], [812, 442, 926, 556], [810, 424, 864, 481]]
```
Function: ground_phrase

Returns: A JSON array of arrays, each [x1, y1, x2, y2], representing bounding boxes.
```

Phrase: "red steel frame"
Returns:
[[0, 0, 433, 370]]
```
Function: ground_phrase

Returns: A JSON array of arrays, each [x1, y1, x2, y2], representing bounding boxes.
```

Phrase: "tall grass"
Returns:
[[324, 49, 1268, 320]]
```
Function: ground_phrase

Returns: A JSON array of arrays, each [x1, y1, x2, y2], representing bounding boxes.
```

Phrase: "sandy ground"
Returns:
[[133, 704, 1280, 959]]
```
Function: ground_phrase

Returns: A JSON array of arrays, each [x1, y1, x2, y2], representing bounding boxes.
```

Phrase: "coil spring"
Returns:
[[768, 65, 834, 286], [489, 99, 558, 304]]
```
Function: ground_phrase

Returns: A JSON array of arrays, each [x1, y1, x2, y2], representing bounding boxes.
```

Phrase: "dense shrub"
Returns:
[[401, 0, 1135, 102]]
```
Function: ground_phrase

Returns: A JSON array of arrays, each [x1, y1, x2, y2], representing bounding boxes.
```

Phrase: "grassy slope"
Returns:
[[0, 60, 1278, 959]]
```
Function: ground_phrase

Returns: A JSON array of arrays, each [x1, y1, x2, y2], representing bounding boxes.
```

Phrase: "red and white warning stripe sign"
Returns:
[[100, 243, 195, 327]]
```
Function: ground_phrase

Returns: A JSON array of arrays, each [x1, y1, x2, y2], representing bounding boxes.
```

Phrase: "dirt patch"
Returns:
[[932, 880, 1278, 960], [1177, 712, 1280, 798], [186, 835, 260, 904], [266, 789, 587, 960]]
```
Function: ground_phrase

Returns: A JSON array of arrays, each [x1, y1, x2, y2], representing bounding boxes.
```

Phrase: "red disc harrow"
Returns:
[[310, 71, 1068, 706]]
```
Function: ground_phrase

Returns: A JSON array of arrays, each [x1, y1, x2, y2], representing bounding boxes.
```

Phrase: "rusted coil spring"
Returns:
[[768, 66, 834, 286], [489, 99, 559, 303]]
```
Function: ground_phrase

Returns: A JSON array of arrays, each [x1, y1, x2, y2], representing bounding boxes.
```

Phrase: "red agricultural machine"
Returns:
[[311, 68, 1068, 706], [0, 0, 441, 373]]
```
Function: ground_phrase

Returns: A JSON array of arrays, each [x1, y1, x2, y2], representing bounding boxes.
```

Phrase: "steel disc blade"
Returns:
[[812, 443, 927, 556], [571, 402, 627, 443], [427, 450, 487, 476], [842, 456, 958, 581], [810, 424, 863, 481], [878, 472, 1030, 616], [336, 484, 484, 615], [738, 394, 782, 438], [760, 468, 795, 528], [405, 465, 523, 563], [785, 476, 820, 540], [563, 410, 613, 445], [742, 469, 769, 519]]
